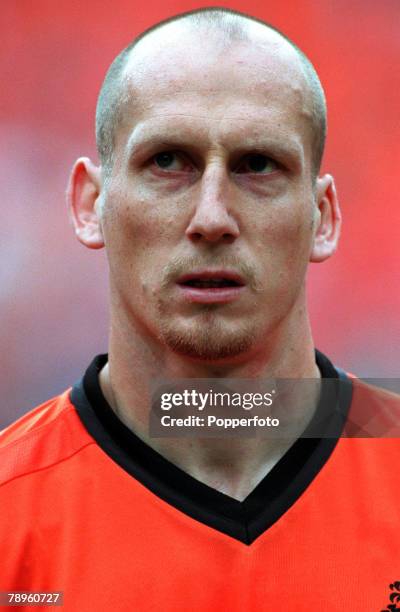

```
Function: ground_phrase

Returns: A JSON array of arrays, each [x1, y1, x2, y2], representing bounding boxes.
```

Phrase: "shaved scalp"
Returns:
[[96, 7, 327, 178]]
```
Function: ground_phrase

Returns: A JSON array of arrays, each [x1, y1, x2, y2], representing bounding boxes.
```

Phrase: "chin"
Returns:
[[158, 314, 258, 361]]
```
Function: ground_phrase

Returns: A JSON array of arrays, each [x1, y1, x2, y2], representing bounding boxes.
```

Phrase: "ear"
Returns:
[[310, 174, 342, 263], [67, 157, 105, 249]]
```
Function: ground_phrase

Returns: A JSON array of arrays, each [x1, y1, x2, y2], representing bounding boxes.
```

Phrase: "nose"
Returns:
[[185, 164, 240, 244]]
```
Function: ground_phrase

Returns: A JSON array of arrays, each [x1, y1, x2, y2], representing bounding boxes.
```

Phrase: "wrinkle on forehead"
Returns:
[[117, 82, 312, 157], [123, 66, 310, 131], [126, 113, 305, 151]]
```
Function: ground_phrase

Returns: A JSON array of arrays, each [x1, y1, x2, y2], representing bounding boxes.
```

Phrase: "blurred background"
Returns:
[[1, 0, 399, 428]]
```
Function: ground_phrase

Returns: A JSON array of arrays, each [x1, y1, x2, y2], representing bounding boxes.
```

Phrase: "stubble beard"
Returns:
[[157, 304, 259, 361], [155, 254, 264, 360]]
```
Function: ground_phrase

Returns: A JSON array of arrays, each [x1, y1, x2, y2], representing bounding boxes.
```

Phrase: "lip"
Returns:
[[177, 269, 245, 285], [176, 269, 246, 304]]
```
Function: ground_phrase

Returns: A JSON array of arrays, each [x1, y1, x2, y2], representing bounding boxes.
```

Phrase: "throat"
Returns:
[[175, 439, 295, 501]]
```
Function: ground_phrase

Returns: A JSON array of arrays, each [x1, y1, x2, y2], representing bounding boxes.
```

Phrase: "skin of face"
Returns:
[[69, 24, 341, 366]]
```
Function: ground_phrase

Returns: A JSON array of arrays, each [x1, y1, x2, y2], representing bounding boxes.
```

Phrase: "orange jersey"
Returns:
[[0, 351, 399, 611]]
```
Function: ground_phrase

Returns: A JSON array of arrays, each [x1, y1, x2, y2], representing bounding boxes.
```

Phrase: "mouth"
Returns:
[[176, 270, 245, 303], [182, 278, 241, 288]]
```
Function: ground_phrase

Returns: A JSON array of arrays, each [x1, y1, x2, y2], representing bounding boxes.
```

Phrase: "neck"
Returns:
[[99, 301, 320, 501]]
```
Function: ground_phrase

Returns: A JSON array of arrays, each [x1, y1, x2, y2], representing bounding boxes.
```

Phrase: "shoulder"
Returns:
[[344, 376, 400, 438], [0, 389, 94, 488], [351, 377, 400, 404]]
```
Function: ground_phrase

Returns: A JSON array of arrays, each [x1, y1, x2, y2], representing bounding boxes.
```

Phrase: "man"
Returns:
[[1, 8, 399, 611]]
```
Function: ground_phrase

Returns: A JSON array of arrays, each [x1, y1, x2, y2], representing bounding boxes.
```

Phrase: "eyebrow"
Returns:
[[126, 122, 304, 167]]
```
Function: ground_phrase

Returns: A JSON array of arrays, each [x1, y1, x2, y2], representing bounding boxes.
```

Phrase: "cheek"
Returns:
[[252, 203, 314, 261], [247, 207, 315, 304], [104, 182, 174, 244], [102, 188, 181, 288]]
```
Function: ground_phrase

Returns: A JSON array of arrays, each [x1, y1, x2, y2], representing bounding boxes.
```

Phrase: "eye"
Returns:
[[152, 151, 190, 172], [235, 154, 278, 174]]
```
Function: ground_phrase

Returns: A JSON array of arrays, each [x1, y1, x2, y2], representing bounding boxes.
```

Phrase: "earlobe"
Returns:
[[310, 174, 342, 263], [67, 157, 105, 249]]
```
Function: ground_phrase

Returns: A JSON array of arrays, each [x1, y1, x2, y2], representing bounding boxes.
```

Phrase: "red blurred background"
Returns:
[[1, 0, 399, 428]]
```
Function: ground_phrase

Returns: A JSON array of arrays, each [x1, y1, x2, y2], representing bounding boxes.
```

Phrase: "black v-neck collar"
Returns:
[[70, 350, 353, 545]]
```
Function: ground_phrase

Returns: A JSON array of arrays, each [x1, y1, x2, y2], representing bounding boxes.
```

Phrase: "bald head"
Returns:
[[96, 8, 327, 178]]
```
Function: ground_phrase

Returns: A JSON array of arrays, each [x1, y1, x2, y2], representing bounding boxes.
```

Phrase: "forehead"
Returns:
[[115, 22, 313, 158]]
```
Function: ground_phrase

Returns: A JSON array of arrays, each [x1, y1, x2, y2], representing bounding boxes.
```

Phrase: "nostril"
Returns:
[[188, 232, 203, 243]]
